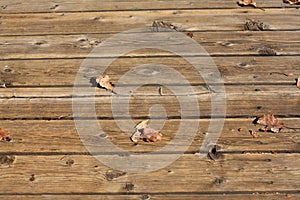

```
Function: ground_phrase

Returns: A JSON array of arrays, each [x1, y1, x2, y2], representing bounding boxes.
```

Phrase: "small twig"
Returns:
[[269, 72, 294, 77]]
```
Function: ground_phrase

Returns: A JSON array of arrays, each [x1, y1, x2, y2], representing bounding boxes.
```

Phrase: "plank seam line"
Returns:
[[1, 115, 300, 121], [0, 29, 300, 37], [1, 54, 300, 61], [1, 7, 298, 15], [0, 190, 299, 196], [0, 151, 299, 156]]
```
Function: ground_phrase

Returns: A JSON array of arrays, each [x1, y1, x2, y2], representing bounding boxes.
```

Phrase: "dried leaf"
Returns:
[[237, 0, 257, 7], [0, 128, 11, 141], [237, 0, 265, 10], [296, 77, 300, 89], [244, 19, 268, 31], [152, 20, 179, 31], [255, 114, 285, 133], [283, 0, 300, 5], [130, 120, 162, 143], [186, 32, 194, 38], [249, 130, 261, 138], [135, 119, 149, 130], [141, 128, 162, 142], [96, 75, 115, 91]]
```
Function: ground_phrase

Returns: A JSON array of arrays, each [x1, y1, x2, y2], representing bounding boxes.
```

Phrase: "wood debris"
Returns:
[[96, 75, 115, 91], [0, 128, 11, 141], [130, 120, 162, 143], [283, 0, 300, 5]]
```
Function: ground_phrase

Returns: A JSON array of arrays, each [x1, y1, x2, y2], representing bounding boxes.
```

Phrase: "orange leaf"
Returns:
[[141, 128, 162, 142], [249, 130, 261, 138], [130, 120, 162, 143], [256, 114, 285, 133], [237, 0, 257, 7], [96, 75, 115, 91], [296, 77, 300, 89], [0, 128, 11, 141], [283, 0, 300, 5]]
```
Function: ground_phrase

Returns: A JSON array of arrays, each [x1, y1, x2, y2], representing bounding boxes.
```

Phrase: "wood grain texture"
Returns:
[[0, 0, 298, 13], [0, 91, 299, 119], [0, 118, 299, 153], [1, 9, 300, 36], [1, 194, 299, 200], [0, 154, 299, 193], [1, 0, 299, 198], [0, 56, 299, 87], [0, 31, 299, 59]]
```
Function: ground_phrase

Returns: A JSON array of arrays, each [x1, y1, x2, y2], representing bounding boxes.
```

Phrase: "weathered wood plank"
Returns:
[[0, 0, 297, 13], [0, 154, 299, 193], [0, 91, 299, 119], [0, 31, 299, 59], [0, 85, 298, 98], [0, 56, 299, 87], [0, 118, 299, 153], [0, 83, 299, 99], [0, 9, 299, 35], [1, 194, 299, 200]]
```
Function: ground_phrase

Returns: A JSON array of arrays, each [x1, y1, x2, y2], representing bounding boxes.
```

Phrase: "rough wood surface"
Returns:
[[1, 9, 300, 36], [0, 56, 299, 87], [0, 0, 299, 198], [1, 194, 299, 200], [0, 154, 299, 193], [0, 31, 299, 59], [0, 0, 298, 13], [0, 91, 299, 119], [0, 118, 299, 153]]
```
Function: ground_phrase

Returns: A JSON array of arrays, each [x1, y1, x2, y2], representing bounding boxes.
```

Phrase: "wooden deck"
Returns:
[[0, 0, 300, 199]]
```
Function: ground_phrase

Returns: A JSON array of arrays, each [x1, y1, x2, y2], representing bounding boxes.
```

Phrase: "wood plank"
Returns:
[[0, 85, 298, 98], [0, 91, 299, 119], [0, 0, 298, 13], [0, 31, 299, 59], [1, 9, 300, 35], [0, 118, 299, 153], [0, 56, 299, 87], [1, 194, 300, 200], [0, 154, 299, 193]]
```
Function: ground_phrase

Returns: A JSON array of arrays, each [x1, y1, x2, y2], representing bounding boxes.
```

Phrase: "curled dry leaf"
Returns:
[[283, 0, 300, 5], [130, 120, 162, 143], [141, 128, 162, 142], [96, 75, 115, 91], [249, 130, 261, 138], [0, 128, 11, 141], [296, 77, 300, 89], [186, 32, 194, 38], [244, 19, 268, 31], [237, 0, 257, 7], [152, 20, 179, 31], [255, 114, 285, 133]]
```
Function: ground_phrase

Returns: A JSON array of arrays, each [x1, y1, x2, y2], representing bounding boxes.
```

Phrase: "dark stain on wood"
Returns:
[[0, 155, 15, 165], [105, 170, 126, 181]]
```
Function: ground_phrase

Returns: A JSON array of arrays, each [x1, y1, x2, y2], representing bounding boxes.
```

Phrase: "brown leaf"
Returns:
[[130, 120, 149, 143], [186, 32, 194, 38], [141, 128, 162, 142], [283, 0, 300, 5], [130, 120, 162, 143], [237, 0, 257, 7], [0, 128, 11, 141], [152, 20, 179, 31], [256, 114, 285, 133], [249, 130, 261, 138], [296, 77, 300, 89], [96, 75, 115, 91]]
